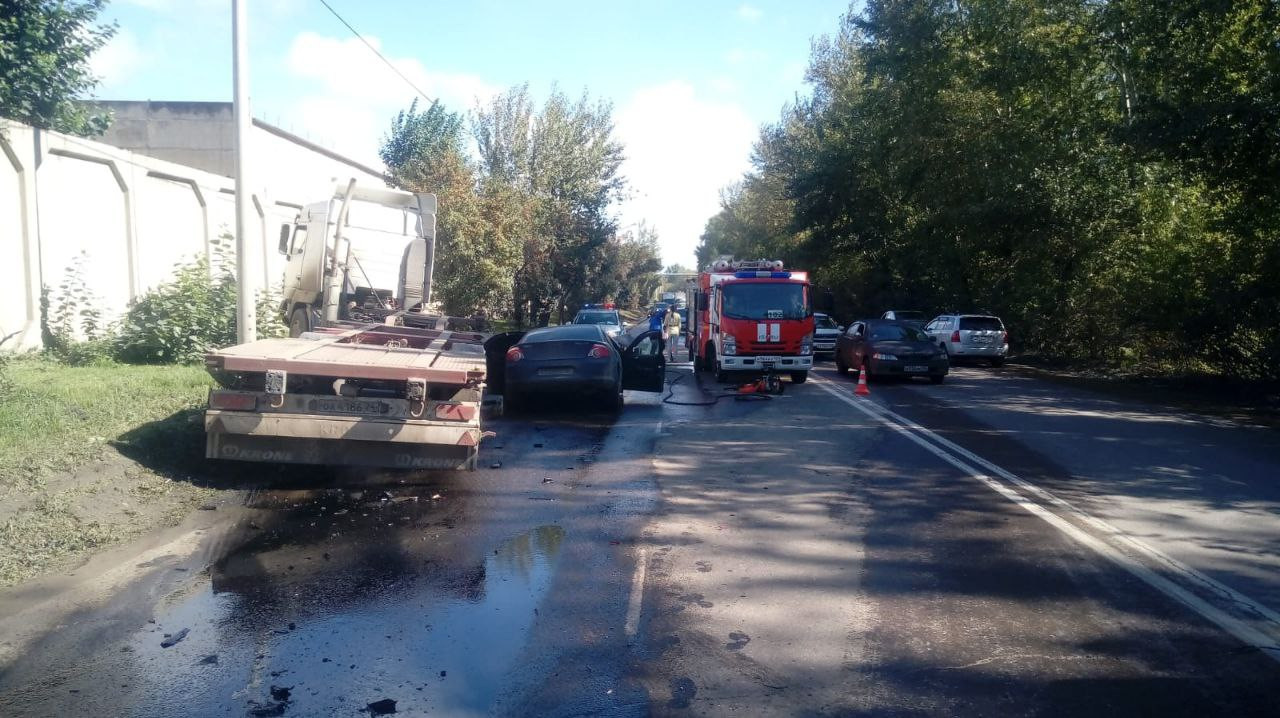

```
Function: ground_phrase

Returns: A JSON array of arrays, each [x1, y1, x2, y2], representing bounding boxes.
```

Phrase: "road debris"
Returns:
[[367, 698, 397, 714], [160, 628, 189, 648]]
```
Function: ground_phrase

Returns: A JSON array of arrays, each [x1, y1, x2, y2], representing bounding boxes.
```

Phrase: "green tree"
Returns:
[[381, 99, 522, 317], [0, 0, 115, 135]]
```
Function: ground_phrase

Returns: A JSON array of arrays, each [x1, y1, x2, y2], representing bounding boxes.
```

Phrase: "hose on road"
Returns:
[[661, 368, 773, 406]]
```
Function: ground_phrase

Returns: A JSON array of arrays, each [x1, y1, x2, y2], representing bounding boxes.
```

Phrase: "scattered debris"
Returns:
[[160, 628, 189, 648], [198, 655, 218, 665], [287, 622, 296, 631], [490, 462, 502, 469], [270, 686, 292, 701], [333, 509, 349, 516], [198, 503, 217, 511], [439, 670, 447, 677], [379, 490, 394, 501], [367, 698, 397, 714], [430, 494, 442, 500], [533, 443, 544, 448], [247, 700, 288, 717], [541, 477, 554, 484]]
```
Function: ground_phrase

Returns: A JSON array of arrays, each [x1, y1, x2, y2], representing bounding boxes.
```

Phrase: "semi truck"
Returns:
[[689, 258, 815, 384], [203, 180, 491, 471]]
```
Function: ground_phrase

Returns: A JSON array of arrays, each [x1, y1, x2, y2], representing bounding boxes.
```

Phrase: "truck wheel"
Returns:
[[790, 371, 808, 384], [715, 364, 728, 383], [288, 307, 312, 338]]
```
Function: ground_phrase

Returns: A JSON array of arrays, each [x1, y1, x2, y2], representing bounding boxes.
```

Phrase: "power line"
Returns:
[[316, 0, 436, 104]]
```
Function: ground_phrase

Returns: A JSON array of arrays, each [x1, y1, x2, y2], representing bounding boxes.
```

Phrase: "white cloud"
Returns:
[[281, 31, 500, 167], [737, 4, 764, 22], [90, 29, 144, 89], [616, 82, 758, 266]]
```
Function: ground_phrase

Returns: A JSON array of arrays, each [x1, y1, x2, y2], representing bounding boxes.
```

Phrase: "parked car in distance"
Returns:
[[835, 320, 949, 383], [503, 324, 666, 411], [571, 307, 623, 336], [880, 310, 928, 327], [924, 314, 1008, 366], [813, 312, 842, 358]]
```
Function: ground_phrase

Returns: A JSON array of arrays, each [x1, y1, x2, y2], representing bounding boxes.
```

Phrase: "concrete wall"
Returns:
[[0, 119, 388, 351]]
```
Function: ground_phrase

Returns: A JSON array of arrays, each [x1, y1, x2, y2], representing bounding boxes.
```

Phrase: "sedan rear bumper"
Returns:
[[948, 343, 1008, 357], [867, 357, 949, 377]]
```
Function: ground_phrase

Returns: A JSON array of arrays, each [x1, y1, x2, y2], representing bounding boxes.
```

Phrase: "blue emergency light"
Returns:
[[734, 271, 792, 279]]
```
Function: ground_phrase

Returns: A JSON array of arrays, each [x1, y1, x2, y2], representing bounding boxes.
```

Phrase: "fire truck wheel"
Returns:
[[715, 366, 728, 383], [288, 307, 312, 338], [790, 371, 808, 384]]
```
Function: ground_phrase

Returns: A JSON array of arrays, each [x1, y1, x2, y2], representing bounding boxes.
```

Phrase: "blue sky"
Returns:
[[91, 0, 853, 265]]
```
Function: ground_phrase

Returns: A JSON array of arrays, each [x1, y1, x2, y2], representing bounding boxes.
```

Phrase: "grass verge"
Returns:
[[0, 356, 217, 587]]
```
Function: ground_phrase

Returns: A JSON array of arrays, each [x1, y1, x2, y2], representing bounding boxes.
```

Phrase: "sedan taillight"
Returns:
[[950, 330, 961, 343], [506, 346, 524, 362], [587, 343, 611, 359]]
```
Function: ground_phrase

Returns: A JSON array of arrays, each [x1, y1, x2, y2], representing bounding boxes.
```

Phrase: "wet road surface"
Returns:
[[2, 362, 1279, 716]]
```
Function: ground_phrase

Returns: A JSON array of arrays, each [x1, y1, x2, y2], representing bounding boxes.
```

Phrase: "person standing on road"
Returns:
[[664, 306, 682, 361], [649, 307, 665, 333]]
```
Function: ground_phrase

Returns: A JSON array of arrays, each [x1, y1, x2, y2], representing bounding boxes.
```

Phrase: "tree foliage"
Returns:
[[382, 86, 660, 325], [0, 0, 114, 135], [699, 0, 1280, 379]]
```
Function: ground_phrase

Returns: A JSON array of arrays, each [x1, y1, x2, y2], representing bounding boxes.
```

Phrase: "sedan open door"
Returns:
[[621, 330, 666, 392]]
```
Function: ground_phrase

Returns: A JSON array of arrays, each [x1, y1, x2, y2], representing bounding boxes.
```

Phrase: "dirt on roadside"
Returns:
[[0, 445, 218, 589]]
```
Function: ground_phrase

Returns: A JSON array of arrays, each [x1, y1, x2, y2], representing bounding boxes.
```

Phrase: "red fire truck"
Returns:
[[689, 258, 815, 384]]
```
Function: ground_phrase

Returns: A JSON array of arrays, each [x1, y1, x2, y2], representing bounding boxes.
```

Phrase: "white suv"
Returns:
[[924, 314, 1008, 366]]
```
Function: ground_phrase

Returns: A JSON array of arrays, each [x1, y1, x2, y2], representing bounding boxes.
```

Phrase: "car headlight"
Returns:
[[720, 334, 736, 356], [800, 333, 813, 356], [872, 352, 898, 361]]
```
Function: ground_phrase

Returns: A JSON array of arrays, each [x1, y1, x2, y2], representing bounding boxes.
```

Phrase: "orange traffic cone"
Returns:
[[855, 367, 871, 396]]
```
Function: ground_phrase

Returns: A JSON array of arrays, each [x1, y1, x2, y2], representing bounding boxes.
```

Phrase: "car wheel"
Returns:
[[790, 371, 808, 384], [930, 374, 946, 384], [835, 352, 848, 375], [990, 357, 1004, 367]]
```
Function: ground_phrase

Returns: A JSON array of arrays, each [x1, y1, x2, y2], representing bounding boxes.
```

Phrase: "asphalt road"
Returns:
[[1, 360, 1278, 716]]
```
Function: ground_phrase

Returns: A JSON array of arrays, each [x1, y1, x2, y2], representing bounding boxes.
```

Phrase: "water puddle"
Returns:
[[94, 522, 566, 717]]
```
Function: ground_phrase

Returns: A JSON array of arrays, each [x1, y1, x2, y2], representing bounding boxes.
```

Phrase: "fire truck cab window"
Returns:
[[721, 283, 808, 320]]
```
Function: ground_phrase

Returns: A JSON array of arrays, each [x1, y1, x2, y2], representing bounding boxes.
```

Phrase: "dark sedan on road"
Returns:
[[835, 320, 949, 383], [501, 324, 666, 411]]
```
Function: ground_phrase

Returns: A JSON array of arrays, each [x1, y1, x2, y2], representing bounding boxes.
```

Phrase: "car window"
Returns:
[[574, 311, 618, 325], [815, 315, 838, 329], [630, 334, 660, 356], [870, 324, 929, 341], [959, 316, 1003, 331]]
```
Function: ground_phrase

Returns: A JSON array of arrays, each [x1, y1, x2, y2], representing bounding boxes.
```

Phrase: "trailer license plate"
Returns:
[[310, 398, 389, 415], [904, 365, 927, 373]]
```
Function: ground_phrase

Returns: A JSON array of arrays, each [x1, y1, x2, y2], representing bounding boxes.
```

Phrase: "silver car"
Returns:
[[924, 314, 1008, 366], [813, 312, 842, 357]]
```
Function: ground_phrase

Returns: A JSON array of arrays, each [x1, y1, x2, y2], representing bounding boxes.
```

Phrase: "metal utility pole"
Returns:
[[232, 0, 256, 343]]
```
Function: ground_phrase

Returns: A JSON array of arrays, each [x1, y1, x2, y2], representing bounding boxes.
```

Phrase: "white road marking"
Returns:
[[811, 375, 1280, 664], [625, 548, 648, 637]]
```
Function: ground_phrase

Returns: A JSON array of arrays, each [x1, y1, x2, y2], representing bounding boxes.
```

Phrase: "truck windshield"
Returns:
[[721, 283, 808, 320]]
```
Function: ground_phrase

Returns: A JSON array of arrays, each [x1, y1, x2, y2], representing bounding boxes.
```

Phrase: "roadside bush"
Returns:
[[114, 256, 284, 364], [114, 257, 235, 363]]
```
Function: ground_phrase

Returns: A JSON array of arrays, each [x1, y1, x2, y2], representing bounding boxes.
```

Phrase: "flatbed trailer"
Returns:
[[204, 318, 490, 470]]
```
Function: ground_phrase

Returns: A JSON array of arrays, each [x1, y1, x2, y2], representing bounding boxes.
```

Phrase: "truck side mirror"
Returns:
[[278, 224, 292, 255]]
